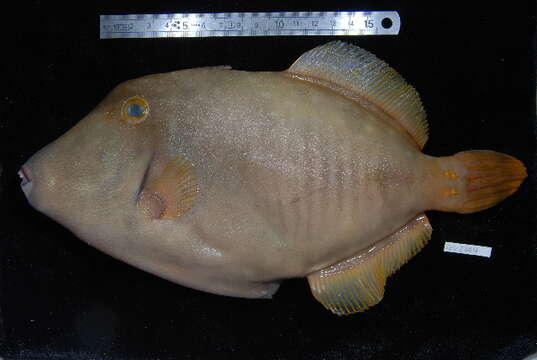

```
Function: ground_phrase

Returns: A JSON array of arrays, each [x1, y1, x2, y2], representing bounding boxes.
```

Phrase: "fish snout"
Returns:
[[17, 159, 51, 213], [18, 164, 34, 199]]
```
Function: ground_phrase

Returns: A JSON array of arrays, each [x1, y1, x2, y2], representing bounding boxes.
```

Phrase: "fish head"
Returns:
[[18, 74, 178, 243]]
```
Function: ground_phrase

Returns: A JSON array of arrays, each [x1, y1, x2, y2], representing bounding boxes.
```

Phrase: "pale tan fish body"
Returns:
[[19, 42, 526, 315]]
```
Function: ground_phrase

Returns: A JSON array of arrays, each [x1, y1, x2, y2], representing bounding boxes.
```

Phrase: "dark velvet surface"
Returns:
[[1, 1, 536, 359]]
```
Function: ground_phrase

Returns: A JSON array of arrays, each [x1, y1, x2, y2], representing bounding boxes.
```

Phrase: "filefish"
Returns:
[[19, 42, 527, 315]]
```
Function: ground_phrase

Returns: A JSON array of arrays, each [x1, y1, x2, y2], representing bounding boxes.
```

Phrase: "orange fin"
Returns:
[[138, 156, 199, 220], [307, 214, 432, 315], [287, 41, 428, 148], [453, 150, 527, 214]]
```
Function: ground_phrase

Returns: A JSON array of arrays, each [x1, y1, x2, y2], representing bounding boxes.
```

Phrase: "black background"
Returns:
[[1, 1, 536, 359]]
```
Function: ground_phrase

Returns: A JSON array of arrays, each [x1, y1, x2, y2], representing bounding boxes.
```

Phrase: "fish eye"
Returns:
[[121, 96, 149, 124]]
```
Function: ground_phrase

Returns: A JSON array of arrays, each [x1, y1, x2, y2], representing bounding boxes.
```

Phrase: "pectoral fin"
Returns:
[[307, 214, 432, 315], [138, 156, 199, 220]]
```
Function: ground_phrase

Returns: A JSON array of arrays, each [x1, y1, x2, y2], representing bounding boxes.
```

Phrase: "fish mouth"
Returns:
[[18, 164, 33, 197]]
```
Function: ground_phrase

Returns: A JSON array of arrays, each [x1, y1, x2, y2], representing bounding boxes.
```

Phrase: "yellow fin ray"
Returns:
[[138, 156, 199, 220], [450, 150, 527, 214], [307, 214, 432, 315]]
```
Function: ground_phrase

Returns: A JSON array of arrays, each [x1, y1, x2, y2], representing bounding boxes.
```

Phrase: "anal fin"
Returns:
[[307, 214, 432, 315]]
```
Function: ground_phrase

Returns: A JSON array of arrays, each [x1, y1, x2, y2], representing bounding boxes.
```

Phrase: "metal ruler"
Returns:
[[100, 11, 400, 39]]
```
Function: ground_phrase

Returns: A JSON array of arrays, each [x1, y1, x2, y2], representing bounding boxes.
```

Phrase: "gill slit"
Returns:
[[135, 151, 156, 203]]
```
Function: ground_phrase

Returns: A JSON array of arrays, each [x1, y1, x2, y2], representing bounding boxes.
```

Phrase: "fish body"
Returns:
[[19, 42, 526, 314]]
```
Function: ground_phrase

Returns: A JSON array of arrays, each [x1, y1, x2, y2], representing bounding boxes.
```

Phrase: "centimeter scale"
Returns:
[[100, 11, 400, 39]]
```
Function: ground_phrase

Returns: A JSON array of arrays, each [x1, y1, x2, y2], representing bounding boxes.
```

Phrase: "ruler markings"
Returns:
[[100, 11, 400, 39]]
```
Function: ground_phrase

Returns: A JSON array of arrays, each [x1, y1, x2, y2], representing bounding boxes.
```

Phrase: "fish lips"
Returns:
[[18, 164, 34, 198]]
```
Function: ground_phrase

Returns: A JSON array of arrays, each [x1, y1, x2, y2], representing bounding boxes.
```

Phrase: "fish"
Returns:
[[18, 41, 527, 315]]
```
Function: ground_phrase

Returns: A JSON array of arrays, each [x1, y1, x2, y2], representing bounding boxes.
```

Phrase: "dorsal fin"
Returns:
[[287, 41, 428, 149]]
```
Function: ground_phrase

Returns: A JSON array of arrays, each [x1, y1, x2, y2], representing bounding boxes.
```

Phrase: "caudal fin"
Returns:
[[453, 150, 527, 214]]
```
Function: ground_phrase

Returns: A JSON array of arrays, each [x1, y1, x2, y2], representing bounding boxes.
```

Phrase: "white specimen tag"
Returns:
[[443, 242, 492, 258]]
